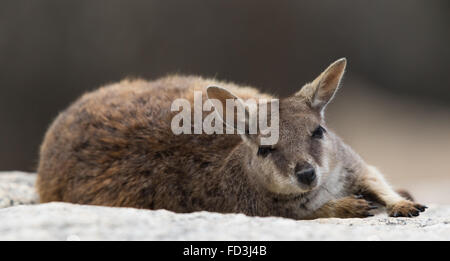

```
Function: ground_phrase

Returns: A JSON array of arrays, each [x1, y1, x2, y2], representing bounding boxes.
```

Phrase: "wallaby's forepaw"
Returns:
[[334, 195, 378, 218], [388, 200, 427, 217]]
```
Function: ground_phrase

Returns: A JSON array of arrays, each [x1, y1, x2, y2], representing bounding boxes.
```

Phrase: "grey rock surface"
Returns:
[[0, 171, 38, 208], [0, 171, 449, 240]]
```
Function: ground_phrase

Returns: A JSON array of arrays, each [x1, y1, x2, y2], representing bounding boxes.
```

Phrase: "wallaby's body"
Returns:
[[37, 59, 426, 219]]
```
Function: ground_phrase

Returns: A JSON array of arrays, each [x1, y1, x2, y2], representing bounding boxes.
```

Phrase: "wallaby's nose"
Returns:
[[295, 168, 316, 186]]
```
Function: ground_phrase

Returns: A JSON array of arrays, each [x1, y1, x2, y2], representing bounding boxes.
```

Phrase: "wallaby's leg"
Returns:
[[396, 189, 415, 201], [356, 165, 427, 217], [306, 195, 377, 219]]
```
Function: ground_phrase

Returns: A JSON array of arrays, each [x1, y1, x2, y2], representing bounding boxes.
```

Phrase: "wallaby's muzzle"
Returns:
[[295, 162, 317, 189]]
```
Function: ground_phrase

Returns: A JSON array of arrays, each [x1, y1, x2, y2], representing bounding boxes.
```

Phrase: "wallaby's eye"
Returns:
[[312, 125, 326, 139], [257, 146, 275, 158]]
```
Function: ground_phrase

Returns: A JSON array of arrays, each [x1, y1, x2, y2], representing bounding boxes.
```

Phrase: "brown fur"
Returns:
[[308, 195, 377, 219], [36, 59, 427, 219]]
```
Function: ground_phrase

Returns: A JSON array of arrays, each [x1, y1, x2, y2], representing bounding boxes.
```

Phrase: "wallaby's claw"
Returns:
[[415, 204, 427, 212]]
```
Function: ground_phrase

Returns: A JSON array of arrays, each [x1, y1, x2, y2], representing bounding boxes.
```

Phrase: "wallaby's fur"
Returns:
[[36, 59, 427, 219]]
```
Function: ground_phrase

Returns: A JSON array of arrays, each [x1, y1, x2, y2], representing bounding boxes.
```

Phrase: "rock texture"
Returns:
[[0, 171, 449, 240], [0, 172, 38, 208]]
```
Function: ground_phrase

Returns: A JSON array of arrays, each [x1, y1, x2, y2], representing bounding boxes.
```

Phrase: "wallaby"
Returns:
[[36, 58, 427, 219]]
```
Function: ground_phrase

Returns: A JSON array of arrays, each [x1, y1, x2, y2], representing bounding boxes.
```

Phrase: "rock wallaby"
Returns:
[[36, 58, 427, 219]]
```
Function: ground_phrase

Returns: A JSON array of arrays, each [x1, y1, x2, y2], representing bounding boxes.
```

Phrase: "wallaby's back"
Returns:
[[36, 75, 270, 211]]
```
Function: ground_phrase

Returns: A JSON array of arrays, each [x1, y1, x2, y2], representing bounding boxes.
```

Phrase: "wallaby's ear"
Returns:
[[206, 86, 252, 136], [206, 86, 240, 108], [297, 58, 346, 112]]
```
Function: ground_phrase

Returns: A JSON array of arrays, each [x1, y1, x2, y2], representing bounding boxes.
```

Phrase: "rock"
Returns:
[[1, 202, 450, 240], [0, 172, 38, 208], [0, 171, 449, 240]]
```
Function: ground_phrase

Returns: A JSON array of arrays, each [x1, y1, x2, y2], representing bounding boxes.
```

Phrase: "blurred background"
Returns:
[[0, 0, 449, 203]]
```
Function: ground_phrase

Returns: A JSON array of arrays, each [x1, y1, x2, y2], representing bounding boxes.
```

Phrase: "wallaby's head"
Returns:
[[207, 58, 346, 195]]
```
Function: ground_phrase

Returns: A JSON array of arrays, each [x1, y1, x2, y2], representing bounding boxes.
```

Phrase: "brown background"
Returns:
[[1, 1, 449, 203]]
